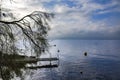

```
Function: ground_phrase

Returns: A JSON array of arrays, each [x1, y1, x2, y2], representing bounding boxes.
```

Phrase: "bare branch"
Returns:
[[0, 11, 54, 56]]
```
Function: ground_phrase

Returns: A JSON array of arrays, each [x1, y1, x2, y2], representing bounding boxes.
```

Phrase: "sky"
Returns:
[[1, 0, 120, 39]]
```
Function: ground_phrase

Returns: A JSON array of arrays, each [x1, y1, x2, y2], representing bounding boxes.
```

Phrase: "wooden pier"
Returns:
[[37, 57, 59, 61], [27, 64, 58, 69], [15, 57, 59, 62]]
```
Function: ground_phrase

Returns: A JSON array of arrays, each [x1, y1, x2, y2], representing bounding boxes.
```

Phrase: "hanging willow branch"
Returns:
[[0, 11, 54, 56]]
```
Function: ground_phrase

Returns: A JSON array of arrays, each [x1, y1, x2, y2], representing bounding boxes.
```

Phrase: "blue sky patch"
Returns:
[[92, 0, 112, 5]]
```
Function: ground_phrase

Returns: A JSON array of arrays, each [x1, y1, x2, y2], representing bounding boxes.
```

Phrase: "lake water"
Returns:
[[29, 40, 120, 80], [1, 40, 120, 80]]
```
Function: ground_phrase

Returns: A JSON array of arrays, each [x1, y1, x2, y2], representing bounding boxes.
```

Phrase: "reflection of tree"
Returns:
[[0, 53, 38, 80], [0, 0, 54, 80], [0, 59, 26, 80]]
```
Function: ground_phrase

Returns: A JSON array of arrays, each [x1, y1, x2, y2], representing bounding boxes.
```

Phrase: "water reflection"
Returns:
[[0, 59, 23, 79], [0, 53, 58, 80], [37, 40, 120, 80], [0, 54, 34, 80], [1, 40, 120, 80]]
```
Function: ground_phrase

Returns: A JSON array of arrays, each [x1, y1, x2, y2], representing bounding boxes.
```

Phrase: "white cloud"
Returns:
[[48, 0, 120, 39], [1, 0, 47, 19], [1, 0, 120, 39], [70, 0, 120, 15], [54, 5, 69, 13]]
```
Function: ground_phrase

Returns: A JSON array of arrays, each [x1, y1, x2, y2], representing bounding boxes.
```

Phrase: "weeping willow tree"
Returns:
[[0, 1, 54, 57], [0, 1, 54, 80]]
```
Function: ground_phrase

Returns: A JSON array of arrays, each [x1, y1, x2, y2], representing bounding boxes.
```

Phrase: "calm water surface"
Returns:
[[29, 40, 120, 80], [1, 40, 119, 80]]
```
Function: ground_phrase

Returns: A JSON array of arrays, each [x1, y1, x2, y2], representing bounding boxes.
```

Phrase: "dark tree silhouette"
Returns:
[[0, 1, 54, 80], [0, 1, 54, 57]]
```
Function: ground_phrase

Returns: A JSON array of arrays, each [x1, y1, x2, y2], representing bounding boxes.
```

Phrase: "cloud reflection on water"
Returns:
[[29, 40, 120, 80]]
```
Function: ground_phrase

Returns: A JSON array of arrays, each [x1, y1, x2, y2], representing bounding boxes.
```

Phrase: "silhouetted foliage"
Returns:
[[0, 1, 54, 57], [0, 1, 54, 80]]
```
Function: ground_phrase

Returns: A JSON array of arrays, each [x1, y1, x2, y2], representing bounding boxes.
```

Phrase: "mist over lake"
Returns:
[[29, 40, 120, 80]]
